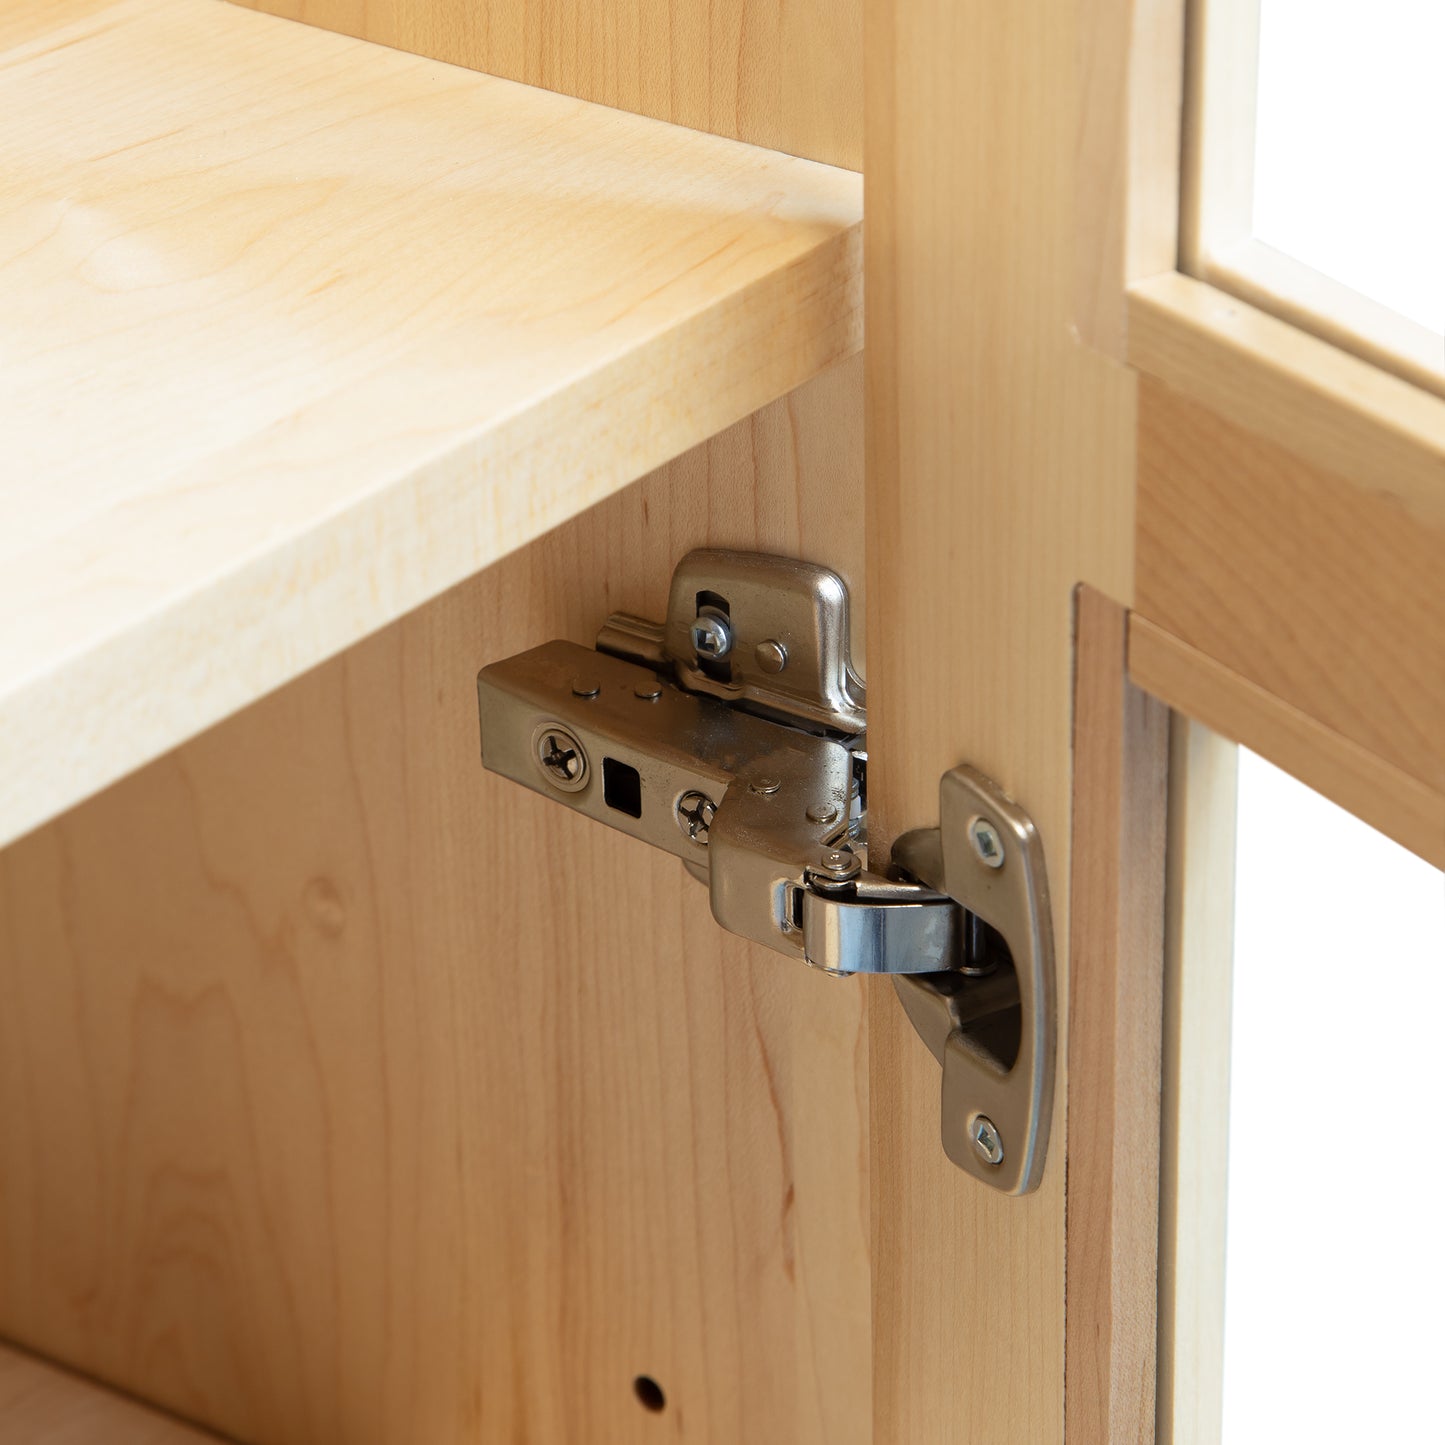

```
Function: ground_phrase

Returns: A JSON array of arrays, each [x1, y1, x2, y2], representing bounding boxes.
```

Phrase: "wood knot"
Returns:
[[302, 876, 346, 937]]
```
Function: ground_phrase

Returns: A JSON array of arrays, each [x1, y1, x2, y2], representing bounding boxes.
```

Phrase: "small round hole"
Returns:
[[633, 1375, 666, 1413]]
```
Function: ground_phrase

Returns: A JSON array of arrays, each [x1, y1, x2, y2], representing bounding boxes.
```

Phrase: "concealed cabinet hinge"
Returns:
[[476, 550, 1055, 1193]]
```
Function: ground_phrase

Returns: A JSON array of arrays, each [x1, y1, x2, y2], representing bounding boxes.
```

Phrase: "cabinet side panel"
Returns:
[[223, 0, 863, 170], [0, 359, 869, 1445]]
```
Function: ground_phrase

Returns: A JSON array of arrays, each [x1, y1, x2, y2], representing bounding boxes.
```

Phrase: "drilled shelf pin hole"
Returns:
[[633, 1375, 666, 1413]]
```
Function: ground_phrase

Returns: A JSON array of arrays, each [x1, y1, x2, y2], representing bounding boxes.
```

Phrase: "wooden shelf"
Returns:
[[0, 1344, 222, 1443], [0, 0, 862, 847]]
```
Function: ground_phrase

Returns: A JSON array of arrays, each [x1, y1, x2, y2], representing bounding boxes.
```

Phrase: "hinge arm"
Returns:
[[476, 636, 962, 975]]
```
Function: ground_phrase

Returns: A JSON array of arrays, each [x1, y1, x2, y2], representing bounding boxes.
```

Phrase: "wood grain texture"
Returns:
[[1129, 273, 1445, 515], [1155, 719, 1236, 1445], [1201, 239, 1445, 404], [0, 0, 862, 851], [0, 358, 872, 1445], [1136, 374, 1445, 798], [225, 0, 862, 170], [1074, 0, 1186, 355], [1064, 588, 1169, 1445], [1129, 614, 1445, 869], [0, 1345, 224, 1445], [864, 0, 1140, 1438]]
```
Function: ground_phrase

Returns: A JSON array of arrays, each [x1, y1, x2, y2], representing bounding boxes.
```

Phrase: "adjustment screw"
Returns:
[[755, 639, 788, 674], [690, 613, 733, 660], [534, 725, 588, 792], [675, 790, 717, 845], [806, 803, 840, 825], [969, 1115, 1004, 1167], [969, 816, 1005, 869], [749, 776, 781, 795]]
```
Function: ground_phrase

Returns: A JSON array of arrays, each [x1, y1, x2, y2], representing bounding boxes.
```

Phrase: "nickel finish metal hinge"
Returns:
[[476, 551, 1055, 1193]]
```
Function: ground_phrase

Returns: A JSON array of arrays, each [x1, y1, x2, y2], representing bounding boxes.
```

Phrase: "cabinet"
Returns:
[[6, 1, 1439, 1442]]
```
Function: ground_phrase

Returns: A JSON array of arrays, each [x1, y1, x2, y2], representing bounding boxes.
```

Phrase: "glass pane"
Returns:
[[1223, 750, 1445, 1439], [1253, 0, 1445, 335]]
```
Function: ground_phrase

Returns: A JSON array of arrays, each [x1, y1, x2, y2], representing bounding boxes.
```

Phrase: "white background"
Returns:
[[1254, 0, 1445, 334], [1222, 751, 1445, 1439]]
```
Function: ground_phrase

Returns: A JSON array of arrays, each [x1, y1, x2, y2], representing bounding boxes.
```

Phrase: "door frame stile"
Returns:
[[864, 0, 1180, 1438], [1064, 587, 1170, 1445]]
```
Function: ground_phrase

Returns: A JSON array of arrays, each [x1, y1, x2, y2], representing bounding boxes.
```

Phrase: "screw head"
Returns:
[[754, 639, 788, 674], [814, 846, 862, 882], [534, 724, 588, 792], [634, 683, 663, 701], [749, 776, 781, 795], [570, 677, 601, 698], [690, 612, 733, 660], [969, 1115, 1004, 1166], [968, 816, 1005, 869], [675, 790, 717, 845], [806, 803, 840, 825]]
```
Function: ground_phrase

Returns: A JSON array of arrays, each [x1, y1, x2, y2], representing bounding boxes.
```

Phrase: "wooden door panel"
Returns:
[[863, 0, 1146, 1437], [1137, 377, 1444, 794], [0, 360, 870, 1445], [1128, 274, 1445, 866]]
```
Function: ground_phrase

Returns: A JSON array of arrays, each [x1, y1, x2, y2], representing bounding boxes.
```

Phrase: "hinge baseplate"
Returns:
[[476, 550, 1054, 1193]]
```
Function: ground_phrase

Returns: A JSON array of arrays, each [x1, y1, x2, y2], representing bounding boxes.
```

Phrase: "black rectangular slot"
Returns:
[[603, 757, 643, 818]]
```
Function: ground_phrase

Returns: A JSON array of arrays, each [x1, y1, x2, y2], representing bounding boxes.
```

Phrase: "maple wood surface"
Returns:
[[226, 0, 863, 169], [863, 0, 1146, 1439], [1128, 274, 1445, 518], [1073, 0, 1185, 356], [0, 360, 873, 1445], [1064, 589, 1169, 1445], [1136, 375, 1445, 803], [1130, 615, 1445, 869], [0, 0, 862, 850]]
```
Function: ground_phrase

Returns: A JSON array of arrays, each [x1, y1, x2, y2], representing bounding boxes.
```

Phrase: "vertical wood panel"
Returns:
[[0, 360, 870, 1445], [1065, 588, 1169, 1445], [1074, 0, 1187, 356], [225, 0, 863, 170], [864, 0, 1141, 1438]]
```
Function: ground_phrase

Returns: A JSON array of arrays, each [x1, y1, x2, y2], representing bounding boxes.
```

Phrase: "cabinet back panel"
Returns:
[[0, 358, 868, 1445], [224, 0, 863, 170]]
